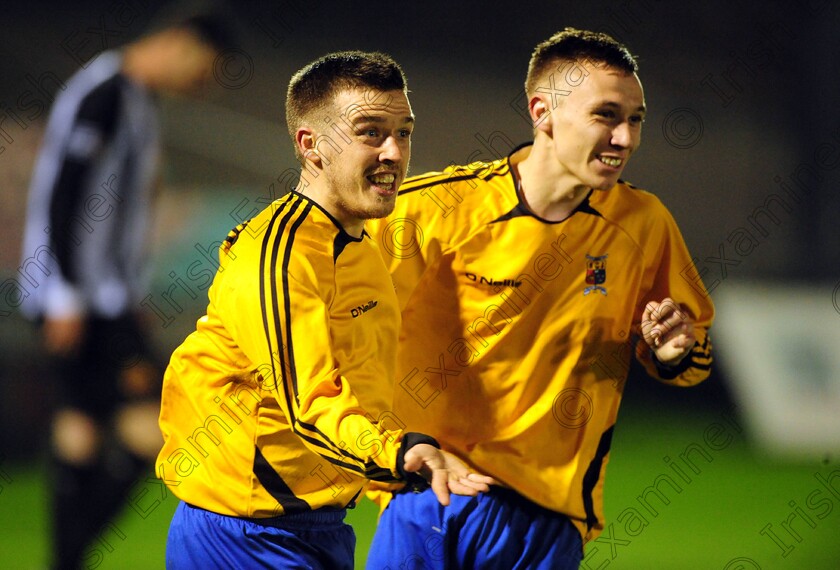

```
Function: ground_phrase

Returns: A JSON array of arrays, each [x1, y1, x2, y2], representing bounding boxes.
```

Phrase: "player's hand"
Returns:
[[43, 315, 86, 357], [641, 297, 696, 366], [403, 444, 495, 506], [439, 449, 495, 496]]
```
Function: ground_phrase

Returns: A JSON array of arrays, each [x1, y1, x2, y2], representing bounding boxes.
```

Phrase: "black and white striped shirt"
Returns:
[[21, 51, 160, 320]]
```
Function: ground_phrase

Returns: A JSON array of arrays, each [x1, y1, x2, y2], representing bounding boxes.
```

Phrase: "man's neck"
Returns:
[[513, 144, 591, 222], [297, 184, 364, 238]]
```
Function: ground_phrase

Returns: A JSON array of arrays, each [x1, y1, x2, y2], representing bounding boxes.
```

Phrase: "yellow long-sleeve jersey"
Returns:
[[367, 144, 715, 541], [157, 191, 412, 518]]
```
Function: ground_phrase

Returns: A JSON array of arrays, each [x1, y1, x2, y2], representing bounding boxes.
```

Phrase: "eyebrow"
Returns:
[[598, 101, 647, 114], [350, 114, 415, 125]]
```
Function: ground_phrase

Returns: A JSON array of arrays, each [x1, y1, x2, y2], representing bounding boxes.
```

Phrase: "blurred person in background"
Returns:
[[18, 8, 234, 569]]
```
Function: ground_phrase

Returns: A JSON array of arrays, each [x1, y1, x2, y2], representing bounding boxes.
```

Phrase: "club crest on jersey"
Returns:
[[584, 254, 608, 296]]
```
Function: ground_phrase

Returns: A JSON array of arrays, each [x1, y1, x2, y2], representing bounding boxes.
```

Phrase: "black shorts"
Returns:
[[50, 314, 161, 419]]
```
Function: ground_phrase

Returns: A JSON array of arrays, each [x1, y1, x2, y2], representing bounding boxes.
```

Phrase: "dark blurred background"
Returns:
[[1, 1, 839, 568]]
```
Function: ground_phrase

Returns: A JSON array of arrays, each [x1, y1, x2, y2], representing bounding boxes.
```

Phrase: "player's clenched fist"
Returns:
[[641, 297, 696, 366], [403, 444, 495, 506]]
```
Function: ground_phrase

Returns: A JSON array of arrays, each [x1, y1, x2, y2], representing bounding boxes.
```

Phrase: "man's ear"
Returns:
[[296, 127, 322, 165], [530, 95, 552, 133]]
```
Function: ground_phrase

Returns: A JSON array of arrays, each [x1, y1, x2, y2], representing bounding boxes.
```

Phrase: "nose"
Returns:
[[379, 135, 404, 164], [611, 122, 633, 149]]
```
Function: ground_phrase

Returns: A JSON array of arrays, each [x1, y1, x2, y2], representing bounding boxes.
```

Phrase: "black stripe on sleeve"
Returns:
[[259, 195, 388, 476], [400, 170, 449, 186], [259, 193, 296, 392], [693, 334, 712, 357], [256, 197, 368, 474], [399, 173, 481, 195], [399, 171, 516, 197], [278, 200, 312, 401], [255, 195, 359, 467], [270, 202, 373, 464]]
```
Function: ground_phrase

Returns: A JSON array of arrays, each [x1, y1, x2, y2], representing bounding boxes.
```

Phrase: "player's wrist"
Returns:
[[652, 350, 692, 379], [396, 432, 440, 491]]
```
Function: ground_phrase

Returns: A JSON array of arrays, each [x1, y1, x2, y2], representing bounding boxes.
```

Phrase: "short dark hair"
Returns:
[[525, 28, 638, 96], [143, 1, 238, 53], [180, 14, 237, 53], [286, 51, 407, 160]]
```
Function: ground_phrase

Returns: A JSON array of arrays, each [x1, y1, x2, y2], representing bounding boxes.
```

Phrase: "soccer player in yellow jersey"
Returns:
[[156, 51, 492, 569], [366, 29, 715, 569]]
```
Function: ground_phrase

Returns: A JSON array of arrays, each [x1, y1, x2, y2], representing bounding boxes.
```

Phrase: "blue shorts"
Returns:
[[366, 486, 582, 569], [166, 501, 355, 569]]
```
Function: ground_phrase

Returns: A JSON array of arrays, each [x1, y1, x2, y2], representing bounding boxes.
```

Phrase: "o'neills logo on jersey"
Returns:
[[465, 273, 522, 288], [351, 300, 378, 318]]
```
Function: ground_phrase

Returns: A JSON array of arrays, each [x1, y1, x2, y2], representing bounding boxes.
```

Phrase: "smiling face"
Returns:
[[298, 87, 414, 233], [532, 63, 646, 191]]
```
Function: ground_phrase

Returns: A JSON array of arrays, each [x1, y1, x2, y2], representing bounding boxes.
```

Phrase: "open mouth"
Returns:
[[368, 173, 397, 193], [597, 155, 623, 168]]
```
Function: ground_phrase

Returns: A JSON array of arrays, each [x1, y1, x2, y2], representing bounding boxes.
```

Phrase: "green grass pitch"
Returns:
[[1, 408, 838, 568]]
